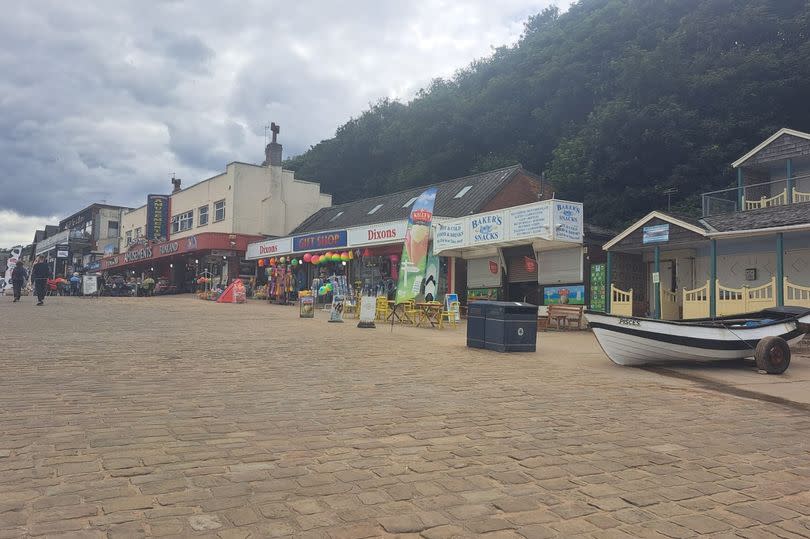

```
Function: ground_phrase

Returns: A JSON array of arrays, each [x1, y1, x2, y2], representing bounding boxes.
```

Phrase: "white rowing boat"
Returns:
[[585, 306, 810, 373]]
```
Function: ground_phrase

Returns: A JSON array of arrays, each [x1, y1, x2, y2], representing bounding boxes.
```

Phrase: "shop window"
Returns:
[[107, 220, 119, 238], [125, 230, 132, 246], [214, 199, 226, 222], [368, 204, 383, 215], [171, 215, 179, 234], [402, 197, 418, 207], [199, 205, 209, 226], [454, 185, 473, 199], [179, 211, 193, 231]]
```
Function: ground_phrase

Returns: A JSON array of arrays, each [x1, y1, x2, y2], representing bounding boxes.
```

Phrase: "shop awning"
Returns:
[[99, 233, 262, 271]]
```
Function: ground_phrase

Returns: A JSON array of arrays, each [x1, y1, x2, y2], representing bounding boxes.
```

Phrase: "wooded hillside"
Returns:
[[286, 0, 810, 227]]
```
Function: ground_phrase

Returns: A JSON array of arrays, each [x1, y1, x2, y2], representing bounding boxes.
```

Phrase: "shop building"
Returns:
[[99, 126, 331, 289], [603, 128, 810, 319], [247, 165, 609, 308]]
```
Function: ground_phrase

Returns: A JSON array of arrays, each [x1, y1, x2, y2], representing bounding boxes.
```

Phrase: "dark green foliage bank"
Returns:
[[286, 0, 810, 226]]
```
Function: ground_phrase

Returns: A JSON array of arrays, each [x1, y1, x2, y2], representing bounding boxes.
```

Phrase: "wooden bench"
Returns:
[[546, 304, 584, 330]]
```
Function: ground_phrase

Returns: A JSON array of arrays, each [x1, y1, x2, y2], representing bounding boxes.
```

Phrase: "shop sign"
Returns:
[[642, 223, 669, 244], [105, 256, 120, 268], [246, 237, 292, 259], [158, 241, 179, 256], [471, 212, 504, 244], [509, 203, 550, 240], [211, 250, 236, 257], [554, 202, 583, 242], [85, 260, 101, 271], [56, 248, 70, 258], [35, 230, 69, 255], [61, 209, 92, 231], [293, 230, 347, 252], [146, 194, 170, 240], [434, 221, 465, 251], [347, 221, 407, 246], [124, 246, 153, 263]]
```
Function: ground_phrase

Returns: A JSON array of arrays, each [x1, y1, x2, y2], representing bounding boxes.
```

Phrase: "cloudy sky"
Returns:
[[0, 0, 562, 247]]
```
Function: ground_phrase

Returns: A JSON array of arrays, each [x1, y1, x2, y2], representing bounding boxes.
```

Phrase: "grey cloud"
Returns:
[[0, 0, 559, 247]]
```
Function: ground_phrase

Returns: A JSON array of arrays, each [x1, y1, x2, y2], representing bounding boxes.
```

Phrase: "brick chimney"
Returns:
[[171, 176, 182, 193], [263, 122, 282, 167]]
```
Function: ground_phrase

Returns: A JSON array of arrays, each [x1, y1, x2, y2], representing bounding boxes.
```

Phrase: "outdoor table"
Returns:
[[414, 302, 442, 328], [386, 301, 406, 323]]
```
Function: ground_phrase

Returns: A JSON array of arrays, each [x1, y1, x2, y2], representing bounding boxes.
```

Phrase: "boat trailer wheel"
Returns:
[[754, 336, 791, 375]]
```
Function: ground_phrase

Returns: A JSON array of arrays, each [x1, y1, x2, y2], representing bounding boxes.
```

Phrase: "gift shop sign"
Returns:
[[292, 230, 347, 252], [246, 237, 293, 259], [347, 221, 407, 246]]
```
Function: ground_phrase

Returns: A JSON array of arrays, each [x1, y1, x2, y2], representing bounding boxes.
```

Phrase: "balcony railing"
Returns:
[[701, 174, 810, 217]]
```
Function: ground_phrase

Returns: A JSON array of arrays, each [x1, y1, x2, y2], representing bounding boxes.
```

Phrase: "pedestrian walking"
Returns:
[[31, 256, 51, 306], [70, 272, 81, 296], [10, 261, 28, 303]]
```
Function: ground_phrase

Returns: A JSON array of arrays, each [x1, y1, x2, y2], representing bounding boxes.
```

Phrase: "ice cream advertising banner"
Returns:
[[395, 187, 437, 304]]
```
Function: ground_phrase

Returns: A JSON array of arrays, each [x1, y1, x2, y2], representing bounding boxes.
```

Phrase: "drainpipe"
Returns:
[[737, 168, 744, 210], [786, 159, 793, 205], [606, 251, 612, 313], [653, 246, 661, 319], [709, 239, 717, 318], [776, 233, 784, 307]]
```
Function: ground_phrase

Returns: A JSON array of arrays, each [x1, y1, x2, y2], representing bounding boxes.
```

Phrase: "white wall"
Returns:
[[119, 206, 147, 252], [115, 162, 331, 249]]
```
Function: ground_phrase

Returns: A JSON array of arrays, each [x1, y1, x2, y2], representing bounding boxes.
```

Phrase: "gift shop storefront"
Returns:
[[100, 233, 261, 293]]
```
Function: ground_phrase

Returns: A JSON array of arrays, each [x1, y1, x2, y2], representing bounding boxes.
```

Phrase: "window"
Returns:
[[198, 205, 209, 226], [134, 227, 142, 238], [368, 204, 383, 215], [454, 185, 473, 199], [214, 199, 226, 222], [125, 230, 132, 246], [107, 220, 119, 238], [170, 211, 193, 233], [329, 211, 344, 222], [402, 197, 418, 208]]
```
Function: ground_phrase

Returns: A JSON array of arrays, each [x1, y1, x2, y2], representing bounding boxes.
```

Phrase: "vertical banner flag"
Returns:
[[146, 194, 170, 240], [395, 187, 438, 303]]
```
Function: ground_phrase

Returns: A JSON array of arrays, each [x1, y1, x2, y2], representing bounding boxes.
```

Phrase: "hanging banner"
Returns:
[[146, 195, 170, 240], [395, 188, 437, 303], [524, 256, 538, 273], [329, 295, 345, 322]]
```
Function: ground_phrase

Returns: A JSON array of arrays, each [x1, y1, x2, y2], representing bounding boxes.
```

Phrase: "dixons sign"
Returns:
[[347, 221, 407, 246], [245, 237, 293, 260]]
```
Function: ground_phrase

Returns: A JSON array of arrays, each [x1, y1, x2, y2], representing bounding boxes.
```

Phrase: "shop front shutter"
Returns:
[[503, 245, 536, 283], [537, 247, 583, 285], [467, 257, 501, 288]]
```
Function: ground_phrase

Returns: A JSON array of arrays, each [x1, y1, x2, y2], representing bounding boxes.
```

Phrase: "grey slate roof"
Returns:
[[292, 165, 526, 234], [701, 201, 810, 232]]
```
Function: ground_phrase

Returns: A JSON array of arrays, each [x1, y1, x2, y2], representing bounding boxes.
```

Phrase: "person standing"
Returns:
[[10, 261, 28, 302], [31, 256, 51, 306]]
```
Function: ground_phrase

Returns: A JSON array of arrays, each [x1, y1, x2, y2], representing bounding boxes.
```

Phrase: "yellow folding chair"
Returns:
[[440, 301, 460, 329]]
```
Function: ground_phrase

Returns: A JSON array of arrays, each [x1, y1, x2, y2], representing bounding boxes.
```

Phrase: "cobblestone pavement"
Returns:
[[1, 296, 809, 539]]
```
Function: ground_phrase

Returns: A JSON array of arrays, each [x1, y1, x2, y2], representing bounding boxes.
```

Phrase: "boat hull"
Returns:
[[585, 311, 809, 367]]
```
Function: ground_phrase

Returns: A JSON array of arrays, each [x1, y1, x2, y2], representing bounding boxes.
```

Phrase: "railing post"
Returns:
[[709, 239, 717, 318], [606, 251, 612, 313], [776, 233, 784, 306], [787, 158, 793, 204], [653, 246, 661, 319], [737, 168, 744, 210]]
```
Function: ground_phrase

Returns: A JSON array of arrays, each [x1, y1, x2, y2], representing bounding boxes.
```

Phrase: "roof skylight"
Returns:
[[368, 204, 383, 215], [454, 186, 473, 199], [329, 211, 344, 222], [402, 197, 418, 208]]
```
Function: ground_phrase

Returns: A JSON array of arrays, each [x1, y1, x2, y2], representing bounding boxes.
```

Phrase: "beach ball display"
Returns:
[[320, 255, 328, 264], [291, 258, 298, 266], [318, 286, 327, 296], [279, 256, 286, 264], [258, 259, 265, 267], [340, 252, 349, 261], [324, 252, 333, 260], [348, 250, 354, 260], [269, 258, 276, 266], [303, 253, 312, 263], [325, 282, 333, 291]]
